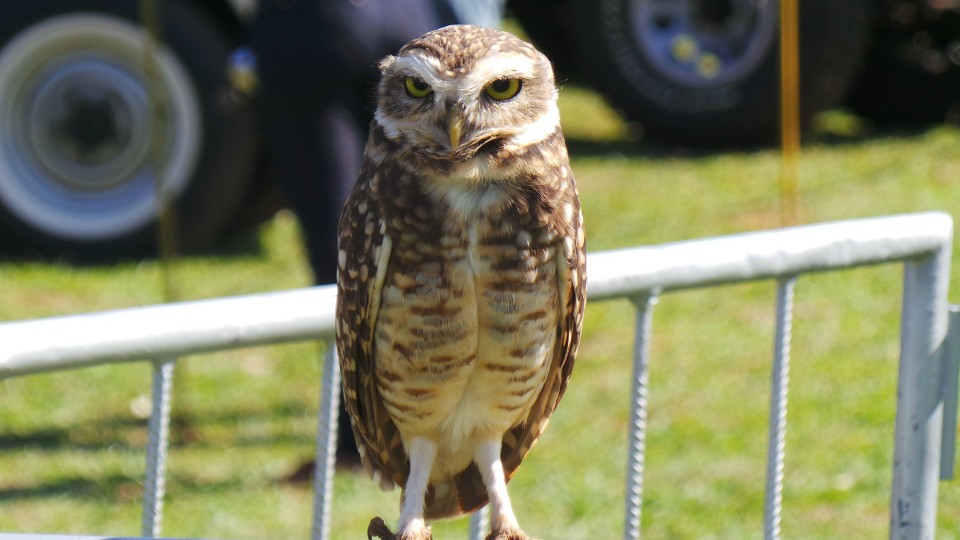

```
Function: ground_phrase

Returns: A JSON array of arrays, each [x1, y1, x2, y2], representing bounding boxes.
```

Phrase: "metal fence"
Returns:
[[1, 211, 957, 540]]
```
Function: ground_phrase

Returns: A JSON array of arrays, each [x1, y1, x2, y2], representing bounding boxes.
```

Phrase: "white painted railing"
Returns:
[[0, 212, 957, 540]]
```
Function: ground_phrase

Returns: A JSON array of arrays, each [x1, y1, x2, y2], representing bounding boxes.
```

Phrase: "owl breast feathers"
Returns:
[[335, 24, 585, 536]]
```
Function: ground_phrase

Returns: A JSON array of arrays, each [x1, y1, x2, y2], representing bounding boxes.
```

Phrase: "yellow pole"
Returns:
[[138, 7, 180, 536], [779, 0, 801, 226], [139, 0, 178, 302]]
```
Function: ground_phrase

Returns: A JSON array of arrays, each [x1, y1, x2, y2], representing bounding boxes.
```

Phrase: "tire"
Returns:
[[847, 1, 960, 125], [566, 0, 873, 146], [0, 0, 258, 259]]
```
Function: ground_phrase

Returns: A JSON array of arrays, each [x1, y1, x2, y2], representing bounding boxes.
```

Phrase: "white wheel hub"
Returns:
[[0, 13, 201, 241]]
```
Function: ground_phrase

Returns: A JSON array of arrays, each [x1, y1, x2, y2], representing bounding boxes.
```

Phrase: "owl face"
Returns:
[[374, 25, 560, 181]]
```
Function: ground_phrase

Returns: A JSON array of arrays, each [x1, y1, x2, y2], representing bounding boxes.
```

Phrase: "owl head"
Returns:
[[374, 25, 560, 181]]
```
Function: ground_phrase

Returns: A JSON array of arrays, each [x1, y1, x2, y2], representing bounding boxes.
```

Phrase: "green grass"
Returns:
[[2, 87, 960, 539]]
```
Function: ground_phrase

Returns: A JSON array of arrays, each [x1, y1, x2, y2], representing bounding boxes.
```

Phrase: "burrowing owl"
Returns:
[[336, 24, 585, 540]]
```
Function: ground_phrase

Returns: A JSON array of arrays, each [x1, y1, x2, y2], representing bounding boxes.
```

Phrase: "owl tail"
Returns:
[[421, 461, 488, 520], [420, 425, 533, 520]]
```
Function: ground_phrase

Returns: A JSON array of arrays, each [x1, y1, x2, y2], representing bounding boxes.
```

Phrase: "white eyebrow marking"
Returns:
[[461, 53, 538, 96], [393, 54, 457, 94], [393, 51, 539, 98]]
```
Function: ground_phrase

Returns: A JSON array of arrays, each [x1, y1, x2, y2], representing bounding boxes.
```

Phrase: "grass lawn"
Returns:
[[1, 85, 960, 539]]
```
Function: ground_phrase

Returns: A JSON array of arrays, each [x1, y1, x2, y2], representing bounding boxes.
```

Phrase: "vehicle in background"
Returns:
[[0, 0, 957, 259], [0, 0, 265, 260], [511, 0, 960, 145]]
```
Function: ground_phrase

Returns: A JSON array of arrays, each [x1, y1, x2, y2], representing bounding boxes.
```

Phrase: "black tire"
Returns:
[[566, 0, 873, 146], [0, 0, 258, 259], [847, 1, 960, 125]]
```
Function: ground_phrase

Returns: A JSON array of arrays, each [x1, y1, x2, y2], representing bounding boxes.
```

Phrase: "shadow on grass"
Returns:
[[0, 226, 272, 267], [0, 473, 143, 502], [0, 400, 317, 454], [0, 401, 323, 502], [0, 470, 266, 503]]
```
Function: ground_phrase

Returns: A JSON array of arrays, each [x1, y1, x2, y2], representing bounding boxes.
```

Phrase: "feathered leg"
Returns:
[[368, 436, 436, 540], [474, 439, 531, 540]]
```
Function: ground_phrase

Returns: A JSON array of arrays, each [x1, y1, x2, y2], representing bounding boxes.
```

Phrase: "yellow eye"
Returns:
[[404, 76, 432, 98], [484, 78, 522, 101]]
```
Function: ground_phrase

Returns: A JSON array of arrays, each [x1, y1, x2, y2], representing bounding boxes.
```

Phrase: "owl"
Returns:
[[336, 24, 586, 540]]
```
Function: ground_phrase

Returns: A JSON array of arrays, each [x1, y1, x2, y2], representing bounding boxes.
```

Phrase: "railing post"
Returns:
[[311, 343, 340, 540], [623, 289, 659, 540], [940, 305, 960, 481], [468, 506, 489, 540], [141, 358, 176, 537], [764, 277, 796, 540], [890, 245, 952, 540]]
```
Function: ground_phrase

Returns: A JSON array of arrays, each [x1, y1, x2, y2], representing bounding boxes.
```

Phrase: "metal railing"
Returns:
[[1, 212, 957, 540]]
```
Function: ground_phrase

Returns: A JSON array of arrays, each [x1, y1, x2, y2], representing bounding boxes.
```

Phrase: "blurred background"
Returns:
[[1, 0, 960, 538], [0, 0, 958, 260]]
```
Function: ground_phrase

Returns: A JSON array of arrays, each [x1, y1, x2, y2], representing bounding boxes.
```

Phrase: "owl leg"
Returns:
[[474, 439, 530, 540], [396, 436, 436, 540]]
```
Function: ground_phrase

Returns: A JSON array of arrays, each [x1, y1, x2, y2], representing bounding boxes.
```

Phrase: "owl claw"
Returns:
[[366, 516, 433, 540], [367, 516, 393, 540], [485, 528, 534, 540]]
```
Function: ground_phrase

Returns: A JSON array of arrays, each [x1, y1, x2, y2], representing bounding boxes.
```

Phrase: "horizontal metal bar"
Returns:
[[587, 211, 952, 301], [0, 212, 951, 380], [0, 286, 337, 379]]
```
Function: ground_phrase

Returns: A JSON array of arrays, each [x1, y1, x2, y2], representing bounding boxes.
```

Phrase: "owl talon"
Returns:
[[367, 516, 394, 540], [485, 529, 534, 540], [366, 516, 433, 540]]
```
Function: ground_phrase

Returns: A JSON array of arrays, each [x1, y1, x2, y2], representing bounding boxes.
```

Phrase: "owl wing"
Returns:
[[505, 200, 585, 455], [335, 164, 408, 491], [504, 191, 586, 480]]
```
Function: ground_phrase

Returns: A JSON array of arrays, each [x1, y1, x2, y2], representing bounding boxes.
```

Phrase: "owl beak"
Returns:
[[446, 107, 463, 150]]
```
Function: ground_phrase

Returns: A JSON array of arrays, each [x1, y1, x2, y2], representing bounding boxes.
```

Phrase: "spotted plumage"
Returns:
[[336, 24, 585, 540]]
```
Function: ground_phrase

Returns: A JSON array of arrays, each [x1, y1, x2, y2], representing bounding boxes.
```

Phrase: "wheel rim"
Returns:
[[0, 13, 201, 242], [629, 0, 778, 88]]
